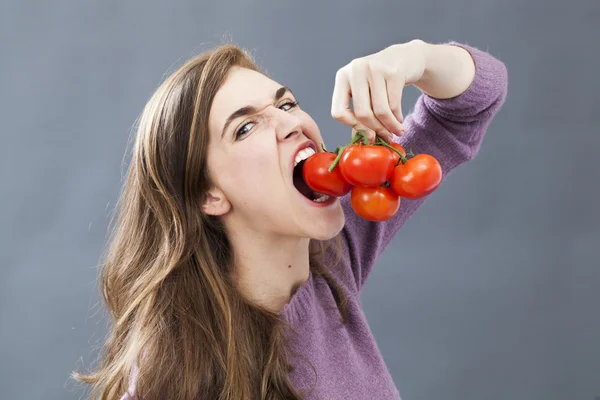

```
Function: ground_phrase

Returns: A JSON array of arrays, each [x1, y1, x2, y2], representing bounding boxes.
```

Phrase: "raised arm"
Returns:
[[332, 41, 508, 293]]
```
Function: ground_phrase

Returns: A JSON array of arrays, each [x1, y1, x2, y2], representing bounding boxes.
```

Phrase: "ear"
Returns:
[[202, 187, 231, 216]]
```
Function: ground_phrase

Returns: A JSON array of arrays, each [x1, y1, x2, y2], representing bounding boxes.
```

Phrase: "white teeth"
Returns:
[[313, 193, 330, 203], [294, 146, 316, 167]]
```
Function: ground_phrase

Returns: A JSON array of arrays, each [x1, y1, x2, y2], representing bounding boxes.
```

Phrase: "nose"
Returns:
[[269, 106, 302, 142]]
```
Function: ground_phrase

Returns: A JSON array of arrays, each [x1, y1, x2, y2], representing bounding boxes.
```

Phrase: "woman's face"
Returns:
[[205, 66, 345, 240]]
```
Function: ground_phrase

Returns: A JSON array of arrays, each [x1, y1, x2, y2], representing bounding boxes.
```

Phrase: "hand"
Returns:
[[331, 39, 427, 143]]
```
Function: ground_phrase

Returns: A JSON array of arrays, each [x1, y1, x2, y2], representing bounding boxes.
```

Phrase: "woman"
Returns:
[[74, 39, 507, 399]]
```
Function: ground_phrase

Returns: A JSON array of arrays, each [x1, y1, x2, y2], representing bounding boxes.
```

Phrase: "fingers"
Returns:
[[331, 69, 356, 127], [386, 72, 405, 127], [369, 72, 404, 139], [349, 61, 391, 142], [331, 60, 406, 144], [331, 67, 377, 143]]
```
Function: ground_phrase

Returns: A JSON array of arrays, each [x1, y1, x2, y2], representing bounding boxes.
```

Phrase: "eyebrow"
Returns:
[[221, 86, 293, 139]]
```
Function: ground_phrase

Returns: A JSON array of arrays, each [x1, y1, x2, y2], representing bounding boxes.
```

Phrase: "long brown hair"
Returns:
[[73, 43, 348, 400]]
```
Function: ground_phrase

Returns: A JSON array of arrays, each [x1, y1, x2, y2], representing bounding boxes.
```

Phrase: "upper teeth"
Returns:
[[294, 147, 316, 167]]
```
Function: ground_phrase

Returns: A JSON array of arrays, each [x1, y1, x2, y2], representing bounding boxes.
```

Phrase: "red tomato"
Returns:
[[339, 144, 395, 187], [303, 152, 353, 197], [350, 186, 400, 222], [390, 154, 442, 199], [388, 143, 407, 166]]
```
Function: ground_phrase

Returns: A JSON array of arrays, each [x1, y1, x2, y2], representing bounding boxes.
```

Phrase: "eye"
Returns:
[[235, 121, 255, 139], [279, 100, 299, 111], [234, 100, 299, 140]]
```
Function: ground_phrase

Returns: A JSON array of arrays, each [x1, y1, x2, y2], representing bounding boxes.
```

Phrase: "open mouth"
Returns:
[[293, 159, 331, 203]]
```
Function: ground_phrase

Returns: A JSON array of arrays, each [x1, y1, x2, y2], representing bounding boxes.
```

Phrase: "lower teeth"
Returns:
[[313, 193, 330, 203]]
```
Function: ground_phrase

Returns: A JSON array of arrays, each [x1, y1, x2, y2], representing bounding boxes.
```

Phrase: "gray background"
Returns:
[[1, 1, 598, 399]]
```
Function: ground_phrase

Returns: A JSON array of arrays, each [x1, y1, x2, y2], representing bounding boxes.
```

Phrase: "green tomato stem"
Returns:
[[327, 131, 365, 173], [352, 131, 367, 145], [375, 136, 408, 165], [362, 132, 370, 145]]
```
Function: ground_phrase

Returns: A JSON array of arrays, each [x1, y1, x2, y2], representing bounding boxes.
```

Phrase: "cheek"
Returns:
[[217, 147, 280, 202]]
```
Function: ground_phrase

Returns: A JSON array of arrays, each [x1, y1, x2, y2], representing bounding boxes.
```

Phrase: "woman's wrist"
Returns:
[[415, 41, 476, 100]]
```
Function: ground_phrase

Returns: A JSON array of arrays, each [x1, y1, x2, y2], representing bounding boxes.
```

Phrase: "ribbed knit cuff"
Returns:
[[423, 41, 508, 121]]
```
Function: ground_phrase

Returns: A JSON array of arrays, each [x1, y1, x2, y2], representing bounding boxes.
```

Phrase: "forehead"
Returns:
[[209, 67, 282, 134]]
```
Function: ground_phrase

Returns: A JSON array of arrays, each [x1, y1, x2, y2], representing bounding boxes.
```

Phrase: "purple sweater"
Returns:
[[278, 42, 508, 399], [120, 42, 507, 400]]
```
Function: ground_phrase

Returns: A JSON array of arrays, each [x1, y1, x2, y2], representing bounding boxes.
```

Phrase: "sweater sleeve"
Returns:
[[337, 42, 508, 293]]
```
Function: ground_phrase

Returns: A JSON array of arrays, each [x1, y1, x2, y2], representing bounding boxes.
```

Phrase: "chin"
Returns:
[[306, 202, 345, 240]]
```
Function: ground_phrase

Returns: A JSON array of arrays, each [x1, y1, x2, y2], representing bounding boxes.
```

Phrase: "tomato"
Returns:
[[390, 154, 442, 199], [388, 143, 407, 166], [339, 144, 395, 187], [350, 186, 400, 222], [303, 152, 353, 197]]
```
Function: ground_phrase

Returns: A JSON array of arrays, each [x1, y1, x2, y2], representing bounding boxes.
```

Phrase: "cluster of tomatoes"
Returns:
[[302, 131, 442, 221]]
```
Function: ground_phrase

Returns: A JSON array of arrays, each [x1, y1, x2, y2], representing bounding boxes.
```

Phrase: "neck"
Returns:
[[227, 224, 311, 313]]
